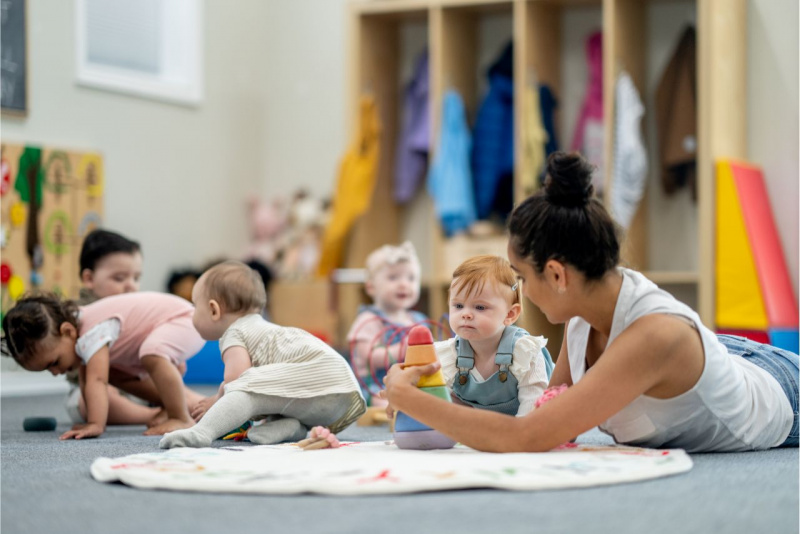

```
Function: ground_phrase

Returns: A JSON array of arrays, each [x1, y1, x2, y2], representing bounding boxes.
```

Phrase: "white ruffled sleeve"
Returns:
[[511, 335, 549, 416], [434, 338, 458, 389]]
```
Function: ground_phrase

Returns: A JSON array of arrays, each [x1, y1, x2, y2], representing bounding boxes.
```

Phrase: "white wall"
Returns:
[[2, 0, 275, 291], [748, 0, 799, 294], [254, 0, 348, 199]]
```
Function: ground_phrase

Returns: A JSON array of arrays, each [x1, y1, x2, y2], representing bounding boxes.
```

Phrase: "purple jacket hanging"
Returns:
[[394, 50, 430, 204]]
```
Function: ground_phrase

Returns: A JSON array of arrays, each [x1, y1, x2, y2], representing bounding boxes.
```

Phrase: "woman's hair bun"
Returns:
[[543, 151, 595, 208]]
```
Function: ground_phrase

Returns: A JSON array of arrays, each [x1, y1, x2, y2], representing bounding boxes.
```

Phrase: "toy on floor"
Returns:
[[23, 417, 57, 431], [357, 405, 391, 427], [393, 325, 456, 450], [221, 420, 252, 441], [534, 384, 568, 408], [353, 316, 450, 427], [297, 426, 341, 450]]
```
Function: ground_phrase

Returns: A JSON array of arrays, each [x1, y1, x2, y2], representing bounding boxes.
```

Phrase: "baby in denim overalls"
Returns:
[[436, 255, 554, 416]]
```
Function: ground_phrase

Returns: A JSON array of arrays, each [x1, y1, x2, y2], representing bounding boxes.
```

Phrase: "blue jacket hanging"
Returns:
[[427, 90, 476, 236], [472, 42, 514, 221], [538, 84, 560, 184], [539, 84, 559, 155]]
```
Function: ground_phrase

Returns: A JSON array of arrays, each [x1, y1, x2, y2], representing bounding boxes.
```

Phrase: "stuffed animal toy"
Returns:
[[246, 195, 289, 267], [280, 191, 329, 279]]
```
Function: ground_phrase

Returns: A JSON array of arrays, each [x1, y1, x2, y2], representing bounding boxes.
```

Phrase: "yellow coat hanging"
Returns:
[[317, 95, 381, 277], [521, 84, 548, 196]]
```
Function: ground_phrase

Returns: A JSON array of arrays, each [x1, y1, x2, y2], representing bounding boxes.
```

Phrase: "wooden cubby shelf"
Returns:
[[342, 0, 747, 358]]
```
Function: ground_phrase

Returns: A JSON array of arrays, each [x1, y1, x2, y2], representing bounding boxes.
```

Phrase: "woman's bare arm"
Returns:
[[385, 314, 693, 452], [548, 323, 573, 388]]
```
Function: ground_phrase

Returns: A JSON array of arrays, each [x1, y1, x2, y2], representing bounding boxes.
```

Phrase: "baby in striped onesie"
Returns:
[[160, 261, 366, 448]]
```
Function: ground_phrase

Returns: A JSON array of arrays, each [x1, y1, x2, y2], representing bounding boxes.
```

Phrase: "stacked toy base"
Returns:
[[394, 429, 457, 450], [393, 325, 456, 450], [393, 386, 456, 450]]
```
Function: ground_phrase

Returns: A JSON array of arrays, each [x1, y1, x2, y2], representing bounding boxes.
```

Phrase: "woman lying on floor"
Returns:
[[383, 151, 798, 453]]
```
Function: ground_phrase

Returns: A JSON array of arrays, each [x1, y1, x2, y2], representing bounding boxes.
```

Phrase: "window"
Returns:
[[75, 0, 203, 106]]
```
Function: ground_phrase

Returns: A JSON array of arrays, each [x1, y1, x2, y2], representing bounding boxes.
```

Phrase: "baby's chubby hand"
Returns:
[[190, 396, 217, 422], [60, 422, 104, 440]]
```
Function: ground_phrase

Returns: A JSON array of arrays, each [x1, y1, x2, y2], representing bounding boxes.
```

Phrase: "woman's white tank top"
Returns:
[[567, 268, 792, 452]]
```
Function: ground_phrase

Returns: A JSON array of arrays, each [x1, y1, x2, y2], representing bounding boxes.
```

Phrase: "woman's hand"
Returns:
[[381, 361, 441, 409], [60, 422, 104, 440]]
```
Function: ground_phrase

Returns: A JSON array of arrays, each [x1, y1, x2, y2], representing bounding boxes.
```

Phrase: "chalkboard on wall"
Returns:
[[1, 0, 28, 116]]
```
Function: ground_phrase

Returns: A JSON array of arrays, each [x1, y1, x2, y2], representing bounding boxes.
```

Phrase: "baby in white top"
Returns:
[[160, 261, 365, 448]]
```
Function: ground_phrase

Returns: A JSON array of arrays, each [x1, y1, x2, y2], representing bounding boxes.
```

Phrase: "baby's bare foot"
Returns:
[[144, 417, 193, 436], [147, 408, 168, 428]]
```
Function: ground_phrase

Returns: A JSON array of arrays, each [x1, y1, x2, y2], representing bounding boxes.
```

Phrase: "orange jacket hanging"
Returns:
[[317, 95, 381, 277]]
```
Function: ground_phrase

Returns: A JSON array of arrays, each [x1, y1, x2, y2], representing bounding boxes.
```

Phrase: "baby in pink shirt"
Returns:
[[2, 292, 205, 439]]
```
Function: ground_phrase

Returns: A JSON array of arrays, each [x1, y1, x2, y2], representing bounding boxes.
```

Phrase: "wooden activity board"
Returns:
[[1, 142, 104, 316]]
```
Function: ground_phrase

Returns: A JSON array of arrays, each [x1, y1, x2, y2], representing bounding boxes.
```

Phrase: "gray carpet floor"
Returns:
[[2, 390, 798, 534]]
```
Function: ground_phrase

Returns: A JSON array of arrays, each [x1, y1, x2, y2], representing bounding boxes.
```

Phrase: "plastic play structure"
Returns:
[[715, 159, 798, 353]]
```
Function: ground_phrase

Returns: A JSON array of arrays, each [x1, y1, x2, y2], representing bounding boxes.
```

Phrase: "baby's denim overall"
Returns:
[[452, 325, 552, 415]]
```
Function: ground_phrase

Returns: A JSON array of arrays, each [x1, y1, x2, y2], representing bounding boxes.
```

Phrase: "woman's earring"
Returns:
[[557, 287, 566, 295]]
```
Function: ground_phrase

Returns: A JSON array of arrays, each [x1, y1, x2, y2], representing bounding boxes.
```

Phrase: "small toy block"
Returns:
[[23, 417, 57, 431], [420, 385, 451, 402], [769, 329, 799, 354], [730, 161, 799, 328], [408, 325, 434, 345], [296, 437, 332, 450], [394, 324, 454, 450], [715, 161, 768, 330], [404, 325, 438, 366], [717, 328, 771, 345], [404, 344, 438, 367], [221, 420, 253, 441], [417, 368, 446, 388], [394, 429, 456, 450], [395, 411, 432, 432]]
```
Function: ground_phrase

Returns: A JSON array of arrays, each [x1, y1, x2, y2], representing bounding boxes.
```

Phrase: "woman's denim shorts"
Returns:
[[718, 334, 799, 447]]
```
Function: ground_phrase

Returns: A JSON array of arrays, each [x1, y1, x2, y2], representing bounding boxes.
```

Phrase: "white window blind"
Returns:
[[86, 0, 161, 74], [76, 0, 203, 106]]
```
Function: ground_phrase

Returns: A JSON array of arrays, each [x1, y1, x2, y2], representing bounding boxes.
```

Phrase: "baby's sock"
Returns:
[[247, 418, 307, 445], [159, 391, 256, 449]]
